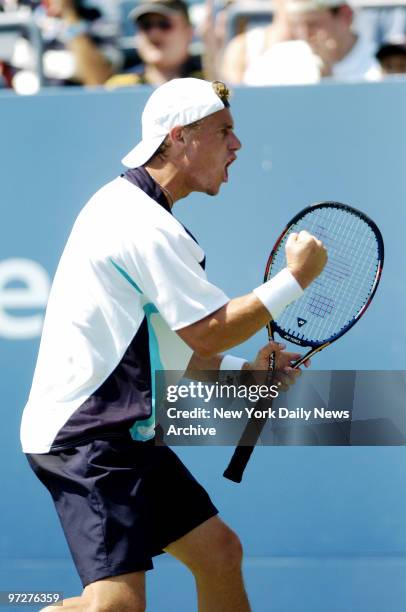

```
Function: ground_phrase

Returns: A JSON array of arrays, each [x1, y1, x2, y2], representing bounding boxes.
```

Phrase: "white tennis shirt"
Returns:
[[21, 171, 229, 453]]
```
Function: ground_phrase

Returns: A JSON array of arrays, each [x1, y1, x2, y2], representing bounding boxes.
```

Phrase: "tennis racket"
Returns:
[[223, 201, 384, 483]]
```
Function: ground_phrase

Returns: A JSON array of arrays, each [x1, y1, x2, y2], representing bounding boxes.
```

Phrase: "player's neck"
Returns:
[[144, 164, 191, 207]]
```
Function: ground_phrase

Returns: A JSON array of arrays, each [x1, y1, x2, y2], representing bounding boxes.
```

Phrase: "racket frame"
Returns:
[[267, 202, 384, 365], [223, 201, 384, 483]]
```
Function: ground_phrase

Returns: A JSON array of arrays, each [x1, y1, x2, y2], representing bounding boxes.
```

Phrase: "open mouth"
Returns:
[[223, 157, 237, 182]]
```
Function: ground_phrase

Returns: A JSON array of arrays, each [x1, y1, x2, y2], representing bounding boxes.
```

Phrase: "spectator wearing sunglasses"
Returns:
[[106, 0, 203, 88]]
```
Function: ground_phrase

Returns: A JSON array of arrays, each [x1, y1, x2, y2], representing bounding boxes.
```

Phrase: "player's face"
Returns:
[[182, 108, 242, 196]]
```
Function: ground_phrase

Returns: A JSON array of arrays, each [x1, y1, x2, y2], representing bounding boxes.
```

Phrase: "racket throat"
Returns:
[[293, 342, 330, 368]]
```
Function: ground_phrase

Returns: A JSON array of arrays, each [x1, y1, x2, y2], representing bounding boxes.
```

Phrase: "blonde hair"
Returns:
[[212, 80, 231, 107]]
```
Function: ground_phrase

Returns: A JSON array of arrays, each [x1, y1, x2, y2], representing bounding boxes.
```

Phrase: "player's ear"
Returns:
[[168, 126, 186, 147]]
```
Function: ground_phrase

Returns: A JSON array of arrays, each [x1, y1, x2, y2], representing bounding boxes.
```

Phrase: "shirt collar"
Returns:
[[122, 166, 172, 213]]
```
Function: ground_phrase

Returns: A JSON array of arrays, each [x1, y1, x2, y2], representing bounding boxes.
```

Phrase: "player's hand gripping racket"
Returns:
[[223, 201, 384, 483]]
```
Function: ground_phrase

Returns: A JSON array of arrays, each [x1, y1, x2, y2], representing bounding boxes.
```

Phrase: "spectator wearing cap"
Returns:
[[106, 0, 203, 88], [376, 37, 406, 75]]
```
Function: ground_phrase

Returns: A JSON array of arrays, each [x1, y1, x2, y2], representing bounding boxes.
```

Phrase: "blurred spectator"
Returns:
[[0, 2, 17, 88], [106, 0, 203, 88], [241, 0, 381, 85], [1, 1, 18, 9], [285, 0, 380, 80], [10, 0, 118, 89], [199, 0, 233, 81], [243, 38, 322, 85], [0, 60, 13, 87], [220, 0, 292, 84], [376, 36, 406, 75]]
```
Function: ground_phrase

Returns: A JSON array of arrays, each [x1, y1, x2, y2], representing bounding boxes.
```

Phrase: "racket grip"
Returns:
[[223, 445, 255, 483]]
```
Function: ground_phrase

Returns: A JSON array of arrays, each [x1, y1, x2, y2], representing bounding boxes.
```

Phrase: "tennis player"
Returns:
[[21, 78, 326, 612]]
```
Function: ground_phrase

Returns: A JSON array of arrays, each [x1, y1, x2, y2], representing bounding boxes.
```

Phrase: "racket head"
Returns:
[[266, 202, 384, 350]]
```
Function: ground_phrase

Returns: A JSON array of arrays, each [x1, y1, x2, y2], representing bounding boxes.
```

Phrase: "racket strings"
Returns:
[[296, 231, 376, 337], [305, 214, 377, 334], [311, 213, 377, 329], [269, 207, 380, 343]]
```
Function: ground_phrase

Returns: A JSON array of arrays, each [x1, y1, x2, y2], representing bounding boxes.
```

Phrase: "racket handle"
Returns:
[[223, 394, 272, 483], [223, 445, 255, 483]]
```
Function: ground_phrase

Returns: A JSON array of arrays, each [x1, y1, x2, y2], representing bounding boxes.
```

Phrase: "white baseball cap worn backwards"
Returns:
[[121, 78, 226, 168]]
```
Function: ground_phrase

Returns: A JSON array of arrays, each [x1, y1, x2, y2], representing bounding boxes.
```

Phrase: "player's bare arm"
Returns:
[[177, 230, 327, 357]]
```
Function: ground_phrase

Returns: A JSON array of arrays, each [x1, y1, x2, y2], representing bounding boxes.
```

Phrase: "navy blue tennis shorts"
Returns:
[[26, 434, 218, 587]]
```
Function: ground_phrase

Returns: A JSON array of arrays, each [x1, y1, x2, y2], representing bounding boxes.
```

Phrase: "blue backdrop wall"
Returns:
[[1, 81, 406, 612]]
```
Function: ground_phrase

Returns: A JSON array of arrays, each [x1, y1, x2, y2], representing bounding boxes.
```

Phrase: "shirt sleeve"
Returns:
[[124, 223, 230, 331]]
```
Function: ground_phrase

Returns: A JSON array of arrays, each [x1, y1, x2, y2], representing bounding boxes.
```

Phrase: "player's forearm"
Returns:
[[188, 352, 223, 372], [178, 265, 307, 358], [178, 293, 271, 358], [185, 353, 224, 381]]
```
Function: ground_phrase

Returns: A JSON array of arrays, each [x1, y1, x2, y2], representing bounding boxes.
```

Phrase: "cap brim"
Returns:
[[129, 4, 176, 21], [121, 134, 166, 168]]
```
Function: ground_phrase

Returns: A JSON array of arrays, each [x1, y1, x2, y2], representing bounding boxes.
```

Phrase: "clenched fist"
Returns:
[[285, 230, 327, 289]]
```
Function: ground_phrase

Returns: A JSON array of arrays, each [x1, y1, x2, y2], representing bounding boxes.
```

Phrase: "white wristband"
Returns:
[[253, 268, 303, 320], [220, 354, 247, 371]]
